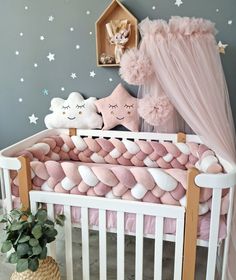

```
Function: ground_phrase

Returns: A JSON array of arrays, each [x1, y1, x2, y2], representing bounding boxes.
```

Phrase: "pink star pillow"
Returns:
[[95, 83, 140, 131]]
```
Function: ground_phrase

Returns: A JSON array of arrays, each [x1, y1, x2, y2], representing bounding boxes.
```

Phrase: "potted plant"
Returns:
[[0, 208, 65, 280]]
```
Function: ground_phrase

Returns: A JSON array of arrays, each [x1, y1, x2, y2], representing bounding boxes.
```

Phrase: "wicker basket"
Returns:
[[10, 257, 60, 280]]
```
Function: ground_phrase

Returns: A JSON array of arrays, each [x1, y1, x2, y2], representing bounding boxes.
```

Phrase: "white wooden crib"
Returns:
[[0, 128, 236, 280]]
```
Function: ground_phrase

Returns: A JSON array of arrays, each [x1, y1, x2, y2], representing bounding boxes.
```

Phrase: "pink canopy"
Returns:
[[121, 16, 236, 279]]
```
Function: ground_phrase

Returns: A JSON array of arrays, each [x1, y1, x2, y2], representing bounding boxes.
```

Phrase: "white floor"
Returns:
[[0, 224, 208, 280]]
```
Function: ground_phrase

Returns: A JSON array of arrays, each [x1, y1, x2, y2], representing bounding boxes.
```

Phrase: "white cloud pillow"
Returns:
[[44, 92, 103, 129]]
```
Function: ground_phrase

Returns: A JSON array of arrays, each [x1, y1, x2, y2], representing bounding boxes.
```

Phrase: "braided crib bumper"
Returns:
[[11, 160, 229, 216], [9, 132, 229, 217], [15, 133, 223, 172]]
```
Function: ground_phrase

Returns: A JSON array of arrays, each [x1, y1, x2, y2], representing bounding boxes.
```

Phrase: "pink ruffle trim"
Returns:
[[139, 16, 217, 37]]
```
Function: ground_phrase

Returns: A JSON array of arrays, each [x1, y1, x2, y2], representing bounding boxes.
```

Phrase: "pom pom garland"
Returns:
[[119, 48, 154, 85], [138, 94, 174, 126]]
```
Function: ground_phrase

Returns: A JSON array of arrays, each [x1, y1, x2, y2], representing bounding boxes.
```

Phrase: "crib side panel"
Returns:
[[29, 191, 186, 280]]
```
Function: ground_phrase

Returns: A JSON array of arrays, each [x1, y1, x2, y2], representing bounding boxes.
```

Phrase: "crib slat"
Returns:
[[154, 216, 164, 280], [81, 207, 90, 280], [99, 209, 107, 280], [206, 188, 222, 280], [135, 213, 144, 280], [3, 168, 12, 212], [174, 217, 185, 280], [30, 200, 37, 214], [64, 205, 73, 280], [0, 168, 6, 213], [47, 203, 56, 260], [117, 211, 125, 280]]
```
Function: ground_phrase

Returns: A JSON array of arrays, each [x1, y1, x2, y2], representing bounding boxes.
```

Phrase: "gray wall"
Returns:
[[0, 0, 235, 149]]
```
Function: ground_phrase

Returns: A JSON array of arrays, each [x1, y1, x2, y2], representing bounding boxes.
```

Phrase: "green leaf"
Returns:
[[18, 235, 30, 243], [10, 209, 22, 219], [45, 228, 57, 238], [0, 214, 8, 223], [27, 214, 35, 223], [29, 238, 39, 247], [27, 248, 33, 256], [1, 240, 12, 253], [55, 214, 66, 226], [46, 237, 56, 243], [32, 225, 42, 239], [45, 219, 54, 225], [17, 243, 30, 257], [32, 245, 42, 256], [44, 220, 54, 228], [8, 252, 18, 264], [10, 222, 23, 231], [39, 246, 47, 260], [28, 258, 39, 272], [36, 209, 47, 222], [16, 258, 28, 273]]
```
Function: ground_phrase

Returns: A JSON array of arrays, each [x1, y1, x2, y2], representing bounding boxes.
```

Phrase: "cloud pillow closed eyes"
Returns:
[[44, 92, 103, 129]]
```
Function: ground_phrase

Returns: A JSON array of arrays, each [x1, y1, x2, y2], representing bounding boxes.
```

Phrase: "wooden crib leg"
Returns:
[[18, 156, 32, 211], [182, 167, 200, 280]]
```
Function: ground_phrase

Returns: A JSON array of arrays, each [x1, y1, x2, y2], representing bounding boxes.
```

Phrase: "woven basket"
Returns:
[[10, 257, 60, 280]]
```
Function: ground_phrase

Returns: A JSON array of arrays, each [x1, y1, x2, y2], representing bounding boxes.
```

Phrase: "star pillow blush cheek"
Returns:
[[44, 92, 103, 129], [95, 83, 140, 132]]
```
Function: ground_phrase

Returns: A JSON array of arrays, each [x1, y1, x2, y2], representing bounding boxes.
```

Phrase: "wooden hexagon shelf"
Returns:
[[95, 0, 138, 67]]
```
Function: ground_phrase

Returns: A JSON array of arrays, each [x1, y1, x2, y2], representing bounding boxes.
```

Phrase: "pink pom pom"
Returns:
[[119, 48, 154, 85], [138, 95, 174, 126]]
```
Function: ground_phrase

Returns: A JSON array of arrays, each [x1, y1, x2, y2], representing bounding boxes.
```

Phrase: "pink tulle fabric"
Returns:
[[138, 94, 174, 126], [129, 16, 236, 279], [139, 16, 216, 36], [119, 48, 154, 85]]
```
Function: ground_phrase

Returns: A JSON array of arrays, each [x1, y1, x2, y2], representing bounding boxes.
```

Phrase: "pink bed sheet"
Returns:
[[10, 196, 226, 241], [55, 205, 227, 241]]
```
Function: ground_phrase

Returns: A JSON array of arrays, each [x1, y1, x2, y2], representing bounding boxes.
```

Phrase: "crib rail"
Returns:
[[29, 191, 185, 280]]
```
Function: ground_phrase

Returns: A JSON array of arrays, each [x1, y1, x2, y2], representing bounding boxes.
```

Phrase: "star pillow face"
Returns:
[[95, 83, 140, 131], [44, 92, 103, 129]]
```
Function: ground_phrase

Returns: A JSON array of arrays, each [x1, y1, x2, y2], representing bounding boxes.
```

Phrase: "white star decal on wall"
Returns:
[[47, 52, 55, 61], [42, 89, 49, 96], [61, 87, 65, 91], [89, 31, 93, 35], [228, 20, 233, 25], [19, 98, 23, 103], [29, 114, 38, 124], [70, 27, 74, 32], [49, 15, 54, 22], [86, 10, 90, 15], [152, 6, 156, 10], [90, 71, 96, 78], [40, 36, 45, 41], [34, 63, 38, 68], [216, 8, 219, 12], [15, 51, 19, 55], [76, 45, 80, 50], [175, 0, 183, 7], [218, 41, 228, 54], [71, 73, 77, 79], [109, 78, 113, 82], [25, 6, 28, 10], [20, 32, 23, 37], [20, 78, 24, 82]]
